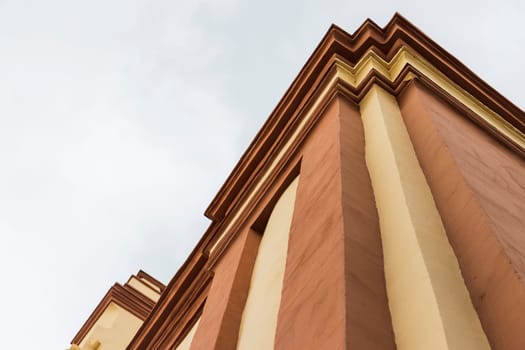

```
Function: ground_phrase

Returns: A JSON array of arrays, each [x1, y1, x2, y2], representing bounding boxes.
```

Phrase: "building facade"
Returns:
[[70, 14, 525, 350]]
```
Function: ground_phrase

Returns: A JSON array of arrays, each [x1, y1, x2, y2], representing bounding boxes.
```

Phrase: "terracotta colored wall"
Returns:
[[275, 96, 346, 350], [190, 228, 260, 350], [274, 94, 395, 350], [398, 80, 525, 350]]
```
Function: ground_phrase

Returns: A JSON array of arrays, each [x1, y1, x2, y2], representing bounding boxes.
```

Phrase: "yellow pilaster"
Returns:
[[236, 177, 299, 350], [360, 85, 490, 350]]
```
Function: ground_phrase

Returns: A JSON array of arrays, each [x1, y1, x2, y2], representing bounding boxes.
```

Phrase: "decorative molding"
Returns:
[[127, 253, 211, 349], [136, 270, 166, 293], [205, 13, 524, 226]]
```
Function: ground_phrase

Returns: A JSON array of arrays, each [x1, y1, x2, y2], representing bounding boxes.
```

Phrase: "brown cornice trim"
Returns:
[[153, 275, 211, 349], [127, 253, 210, 349], [119, 284, 156, 319], [127, 275, 161, 299], [137, 270, 166, 292], [204, 13, 524, 223], [331, 14, 523, 127], [71, 283, 156, 346]]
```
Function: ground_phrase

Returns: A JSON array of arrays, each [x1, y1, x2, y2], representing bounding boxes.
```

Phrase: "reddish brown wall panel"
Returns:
[[275, 96, 347, 350], [274, 94, 395, 350], [190, 228, 260, 350], [398, 80, 525, 350]]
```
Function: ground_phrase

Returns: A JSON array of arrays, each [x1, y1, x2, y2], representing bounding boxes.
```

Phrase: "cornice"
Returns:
[[335, 48, 524, 148], [127, 253, 211, 349], [136, 270, 166, 293], [205, 13, 524, 225]]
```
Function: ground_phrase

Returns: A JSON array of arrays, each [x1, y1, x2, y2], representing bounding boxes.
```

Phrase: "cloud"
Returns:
[[0, 0, 244, 347]]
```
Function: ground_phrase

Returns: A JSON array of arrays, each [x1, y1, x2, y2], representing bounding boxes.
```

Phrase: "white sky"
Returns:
[[0, 0, 523, 348]]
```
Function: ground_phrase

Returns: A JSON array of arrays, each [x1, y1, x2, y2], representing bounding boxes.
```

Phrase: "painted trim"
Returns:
[[136, 270, 166, 292], [360, 85, 490, 350], [334, 47, 524, 147], [127, 259, 211, 350]]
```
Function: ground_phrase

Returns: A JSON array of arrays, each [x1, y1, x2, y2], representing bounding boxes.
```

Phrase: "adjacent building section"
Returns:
[[69, 271, 164, 350]]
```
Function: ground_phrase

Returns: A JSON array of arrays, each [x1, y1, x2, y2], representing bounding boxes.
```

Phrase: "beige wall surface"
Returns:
[[236, 176, 299, 350], [78, 302, 143, 350], [361, 85, 489, 350]]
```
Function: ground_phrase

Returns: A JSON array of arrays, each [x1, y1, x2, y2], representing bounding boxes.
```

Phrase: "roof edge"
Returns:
[[204, 13, 524, 222]]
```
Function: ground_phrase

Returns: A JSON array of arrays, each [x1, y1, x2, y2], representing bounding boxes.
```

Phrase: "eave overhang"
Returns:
[[205, 13, 524, 226]]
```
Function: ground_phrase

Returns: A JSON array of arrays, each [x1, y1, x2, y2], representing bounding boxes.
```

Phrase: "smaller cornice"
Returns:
[[126, 252, 211, 349], [70, 278, 157, 346], [136, 270, 166, 293]]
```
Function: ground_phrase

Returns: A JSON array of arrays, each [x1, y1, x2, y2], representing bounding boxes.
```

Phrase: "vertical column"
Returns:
[[274, 94, 396, 349], [274, 96, 347, 350], [190, 228, 260, 350], [360, 84, 489, 350], [398, 79, 525, 350]]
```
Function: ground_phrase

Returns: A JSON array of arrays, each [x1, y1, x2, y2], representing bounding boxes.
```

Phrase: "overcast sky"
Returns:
[[0, 0, 523, 348]]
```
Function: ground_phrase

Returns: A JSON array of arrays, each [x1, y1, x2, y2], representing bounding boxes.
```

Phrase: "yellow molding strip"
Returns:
[[335, 48, 524, 147], [209, 45, 524, 256], [360, 85, 490, 350]]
